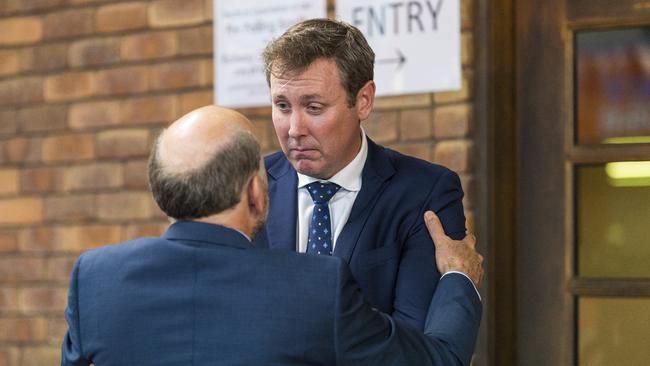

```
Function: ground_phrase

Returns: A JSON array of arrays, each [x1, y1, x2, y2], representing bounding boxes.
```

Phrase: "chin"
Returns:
[[292, 161, 325, 178]]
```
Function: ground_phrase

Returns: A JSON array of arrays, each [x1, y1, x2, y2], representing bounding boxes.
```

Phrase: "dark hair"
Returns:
[[148, 131, 260, 220], [262, 18, 375, 107]]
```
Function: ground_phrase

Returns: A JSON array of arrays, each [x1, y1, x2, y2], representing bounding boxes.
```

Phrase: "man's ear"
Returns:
[[355, 80, 376, 121], [246, 175, 267, 218]]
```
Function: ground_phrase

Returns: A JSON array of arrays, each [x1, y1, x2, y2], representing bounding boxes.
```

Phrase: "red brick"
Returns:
[[178, 25, 212, 55], [3, 0, 66, 12], [399, 108, 433, 140], [0, 110, 17, 136], [96, 2, 148, 33], [0, 288, 18, 311], [0, 198, 43, 225], [0, 317, 47, 341], [0, 77, 43, 106], [250, 117, 276, 152], [0, 17, 42, 45], [433, 104, 471, 139], [0, 50, 19, 76], [374, 93, 431, 110], [24, 43, 68, 72], [388, 143, 431, 161], [460, 174, 474, 209], [432, 140, 472, 173], [43, 8, 94, 40], [96, 65, 149, 96], [150, 60, 209, 91], [41, 133, 95, 162], [69, 37, 121, 67], [96, 129, 150, 158], [19, 346, 61, 366], [21, 167, 64, 193], [462, 32, 474, 67], [97, 191, 155, 220], [17, 105, 68, 132], [60, 224, 123, 250], [47, 317, 67, 344], [18, 287, 67, 313], [121, 95, 178, 124], [62, 163, 123, 191], [0, 169, 19, 195], [68, 101, 121, 130], [179, 90, 212, 115], [0, 231, 18, 252], [45, 256, 77, 282], [465, 209, 475, 234], [124, 222, 168, 239], [204, 0, 214, 20], [0, 348, 20, 366], [0, 258, 46, 281], [149, 0, 206, 28], [121, 31, 177, 61], [364, 111, 398, 143], [461, 0, 473, 31], [434, 71, 473, 104], [3, 137, 41, 163], [44, 194, 95, 222], [18, 227, 58, 252], [44, 72, 96, 101], [123, 160, 148, 188]]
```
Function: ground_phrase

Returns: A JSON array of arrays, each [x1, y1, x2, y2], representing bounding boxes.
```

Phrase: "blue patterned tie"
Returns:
[[306, 181, 341, 255]]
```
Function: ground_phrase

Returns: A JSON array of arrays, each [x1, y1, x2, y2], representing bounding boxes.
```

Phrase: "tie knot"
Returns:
[[306, 182, 340, 204]]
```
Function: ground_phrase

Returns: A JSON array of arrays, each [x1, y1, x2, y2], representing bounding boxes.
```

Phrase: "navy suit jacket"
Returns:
[[254, 138, 467, 330], [61, 221, 481, 365]]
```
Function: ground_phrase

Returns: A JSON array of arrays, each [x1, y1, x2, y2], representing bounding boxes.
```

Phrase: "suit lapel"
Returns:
[[266, 155, 298, 251], [333, 138, 395, 262]]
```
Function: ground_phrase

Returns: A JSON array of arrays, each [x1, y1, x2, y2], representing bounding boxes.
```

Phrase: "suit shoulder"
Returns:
[[78, 237, 162, 269], [264, 151, 287, 167], [382, 145, 456, 179]]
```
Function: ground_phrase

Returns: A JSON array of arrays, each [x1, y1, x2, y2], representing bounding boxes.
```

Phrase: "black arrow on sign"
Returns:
[[376, 49, 407, 69]]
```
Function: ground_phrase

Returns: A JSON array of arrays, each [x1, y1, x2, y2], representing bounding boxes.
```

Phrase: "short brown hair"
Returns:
[[263, 18, 374, 107], [148, 131, 260, 220]]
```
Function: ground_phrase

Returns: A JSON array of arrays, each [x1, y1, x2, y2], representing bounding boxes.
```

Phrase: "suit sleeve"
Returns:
[[334, 261, 480, 366], [392, 169, 466, 328], [61, 255, 91, 366]]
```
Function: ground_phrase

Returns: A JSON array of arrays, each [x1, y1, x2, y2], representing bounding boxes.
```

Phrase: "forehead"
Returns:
[[270, 59, 344, 98]]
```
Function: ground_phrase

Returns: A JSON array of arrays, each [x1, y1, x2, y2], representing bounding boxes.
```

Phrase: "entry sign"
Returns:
[[337, 0, 461, 96], [215, 0, 326, 108]]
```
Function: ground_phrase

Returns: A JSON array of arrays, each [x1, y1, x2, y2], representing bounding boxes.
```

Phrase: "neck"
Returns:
[[194, 207, 252, 239]]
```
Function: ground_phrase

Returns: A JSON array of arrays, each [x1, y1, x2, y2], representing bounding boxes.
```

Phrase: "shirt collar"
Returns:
[[297, 128, 368, 192]]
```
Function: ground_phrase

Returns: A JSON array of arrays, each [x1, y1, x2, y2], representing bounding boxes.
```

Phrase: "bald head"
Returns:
[[148, 105, 262, 220], [157, 105, 255, 174]]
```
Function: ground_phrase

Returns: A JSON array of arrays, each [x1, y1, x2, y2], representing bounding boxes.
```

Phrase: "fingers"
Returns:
[[424, 211, 445, 243]]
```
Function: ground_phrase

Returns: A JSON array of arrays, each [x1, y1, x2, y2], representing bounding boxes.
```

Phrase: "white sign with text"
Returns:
[[337, 0, 461, 96], [214, 0, 326, 108]]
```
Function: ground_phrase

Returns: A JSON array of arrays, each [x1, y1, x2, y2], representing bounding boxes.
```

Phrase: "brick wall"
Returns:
[[0, 0, 476, 364]]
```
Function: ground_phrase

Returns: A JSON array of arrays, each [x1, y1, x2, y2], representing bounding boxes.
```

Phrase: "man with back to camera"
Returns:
[[254, 17, 475, 333], [61, 105, 483, 365]]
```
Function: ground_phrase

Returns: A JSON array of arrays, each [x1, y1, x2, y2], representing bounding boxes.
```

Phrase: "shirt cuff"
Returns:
[[441, 271, 481, 302]]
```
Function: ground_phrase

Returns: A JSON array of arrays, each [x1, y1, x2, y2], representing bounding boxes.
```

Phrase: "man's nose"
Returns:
[[288, 111, 308, 138]]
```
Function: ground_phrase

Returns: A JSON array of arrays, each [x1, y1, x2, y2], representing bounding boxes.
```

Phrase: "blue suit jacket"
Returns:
[[254, 138, 467, 330], [61, 221, 481, 365]]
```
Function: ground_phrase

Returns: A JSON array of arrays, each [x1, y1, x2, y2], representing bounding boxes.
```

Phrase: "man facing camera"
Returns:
[[256, 18, 470, 331], [61, 106, 483, 366]]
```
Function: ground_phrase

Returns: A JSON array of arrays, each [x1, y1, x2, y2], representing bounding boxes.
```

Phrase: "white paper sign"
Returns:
[[214, 0, 326, 108], [337, 0, 461, 96]]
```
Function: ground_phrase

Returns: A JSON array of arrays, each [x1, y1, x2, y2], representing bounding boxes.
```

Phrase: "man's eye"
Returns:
[[275, 102, 290, 112], [306, 104, 323, 114]]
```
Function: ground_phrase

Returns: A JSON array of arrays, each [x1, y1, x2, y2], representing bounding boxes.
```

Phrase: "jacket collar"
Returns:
[[162, 221, 253, 250]]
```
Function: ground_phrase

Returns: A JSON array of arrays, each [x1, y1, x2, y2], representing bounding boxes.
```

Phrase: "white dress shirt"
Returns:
[[296, 130, 368, 254], [294, 129, 481, 300]]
